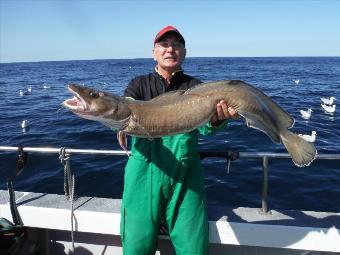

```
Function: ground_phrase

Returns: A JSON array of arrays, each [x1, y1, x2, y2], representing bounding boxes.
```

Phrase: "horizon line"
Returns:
[[1, 55, 339, 64]]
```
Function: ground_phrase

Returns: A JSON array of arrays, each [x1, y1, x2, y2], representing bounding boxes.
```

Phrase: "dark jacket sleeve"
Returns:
[[124, 77, 142, 99]]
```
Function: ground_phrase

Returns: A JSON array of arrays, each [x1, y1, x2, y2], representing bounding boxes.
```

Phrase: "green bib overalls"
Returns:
[[120, 122, 226, 255]]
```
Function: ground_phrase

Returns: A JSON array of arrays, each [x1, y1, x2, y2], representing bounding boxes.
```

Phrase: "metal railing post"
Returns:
[[261, 156, 269, 213]]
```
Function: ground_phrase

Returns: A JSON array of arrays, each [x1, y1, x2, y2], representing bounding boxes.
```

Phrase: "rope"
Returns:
[[14, 146, 28, 179], [59, 148, 71, 198], [6, 146, 28, 226], [59, 147, 76, 254]]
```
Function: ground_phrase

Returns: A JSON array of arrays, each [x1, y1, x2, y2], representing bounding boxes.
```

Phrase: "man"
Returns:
[[120, 25, 238, 255]]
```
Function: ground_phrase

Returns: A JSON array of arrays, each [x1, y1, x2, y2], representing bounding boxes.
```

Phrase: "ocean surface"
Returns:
[[0, 57, 339, 212]]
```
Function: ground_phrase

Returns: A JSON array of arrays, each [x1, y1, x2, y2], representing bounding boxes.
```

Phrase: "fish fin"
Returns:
[[238, 110, 281, 143], [280, 130, 317, 167], [268, 101, 295, 129], [236, 81, 295, 129], [117, 131, 130, 157]]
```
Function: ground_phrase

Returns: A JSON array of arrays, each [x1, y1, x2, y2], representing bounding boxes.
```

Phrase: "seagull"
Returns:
[[27, 86, 32, 93], [321, 104, 336, 113], [321, 96, 336, 105], [300, 108, 313, 119], [293, 79, 300, 85], [19, 89, 29, 96], [21, 120, 29, 129], [298, 131, 317, 143]]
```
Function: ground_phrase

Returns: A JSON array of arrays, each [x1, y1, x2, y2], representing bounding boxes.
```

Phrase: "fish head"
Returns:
[[63, 84, 131, 130]]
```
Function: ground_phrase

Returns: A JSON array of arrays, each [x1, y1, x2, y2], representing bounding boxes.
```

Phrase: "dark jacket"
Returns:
[[124, 70, 201, 100]]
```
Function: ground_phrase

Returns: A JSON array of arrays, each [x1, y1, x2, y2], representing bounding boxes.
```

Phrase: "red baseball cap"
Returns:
[[154, 25, 185, 46]]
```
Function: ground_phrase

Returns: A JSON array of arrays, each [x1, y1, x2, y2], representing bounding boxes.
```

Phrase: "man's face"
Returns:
[[153, 34, 186, 72]]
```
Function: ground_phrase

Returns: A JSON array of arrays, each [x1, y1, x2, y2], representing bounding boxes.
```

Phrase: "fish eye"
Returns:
[[89, 90, 99, 98]]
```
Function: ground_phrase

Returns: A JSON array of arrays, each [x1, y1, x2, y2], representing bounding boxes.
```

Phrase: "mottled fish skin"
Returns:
[[63, 80, 317, 167]]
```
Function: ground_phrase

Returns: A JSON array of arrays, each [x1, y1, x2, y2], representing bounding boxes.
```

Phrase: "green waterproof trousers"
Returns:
[[120, 123, 226, 255]]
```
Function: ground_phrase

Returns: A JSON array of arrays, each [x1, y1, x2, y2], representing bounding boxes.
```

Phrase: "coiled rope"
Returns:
[[59, 147, 75, 254]]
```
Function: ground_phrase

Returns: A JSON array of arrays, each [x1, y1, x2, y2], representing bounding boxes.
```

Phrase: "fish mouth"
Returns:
[[63, 86, 91, 115]]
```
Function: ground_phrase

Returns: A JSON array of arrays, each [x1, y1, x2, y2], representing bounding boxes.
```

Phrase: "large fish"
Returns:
[[62, 80, 317, 167]]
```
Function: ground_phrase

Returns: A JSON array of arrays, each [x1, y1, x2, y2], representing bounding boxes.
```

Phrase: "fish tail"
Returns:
[[280, 130, 317, 167]]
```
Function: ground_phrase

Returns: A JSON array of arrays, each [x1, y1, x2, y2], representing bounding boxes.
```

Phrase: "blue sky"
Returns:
[[1, 0, 339, 63]]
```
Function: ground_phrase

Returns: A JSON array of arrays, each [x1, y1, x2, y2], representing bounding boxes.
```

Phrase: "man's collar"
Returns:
[[154, 67, 183, 78]]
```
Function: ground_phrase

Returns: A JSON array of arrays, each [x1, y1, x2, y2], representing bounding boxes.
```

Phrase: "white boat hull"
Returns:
[[1, 190, 339, 254]]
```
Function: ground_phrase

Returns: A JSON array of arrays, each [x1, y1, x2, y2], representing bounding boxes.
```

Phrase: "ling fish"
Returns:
[[62, 80, 317, 167]]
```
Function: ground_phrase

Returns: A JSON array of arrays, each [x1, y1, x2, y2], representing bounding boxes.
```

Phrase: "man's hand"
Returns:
[[210, 100, 238, 126]]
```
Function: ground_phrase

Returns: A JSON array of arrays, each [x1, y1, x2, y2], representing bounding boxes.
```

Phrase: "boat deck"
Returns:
[[1, 190, 339, 254]]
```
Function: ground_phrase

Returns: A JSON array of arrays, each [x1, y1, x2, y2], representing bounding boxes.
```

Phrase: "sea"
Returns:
[[0, 57, 339, 212]]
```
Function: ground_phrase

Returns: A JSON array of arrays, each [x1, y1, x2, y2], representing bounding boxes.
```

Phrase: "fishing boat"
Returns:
[[0, 146, 339, 255]]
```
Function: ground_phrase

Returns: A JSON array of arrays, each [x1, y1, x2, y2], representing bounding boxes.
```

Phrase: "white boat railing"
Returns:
[[1, 146, 340, 213]]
